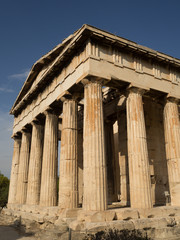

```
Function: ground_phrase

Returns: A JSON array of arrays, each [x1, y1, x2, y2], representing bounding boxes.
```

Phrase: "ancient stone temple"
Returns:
[[6, 25, 180, 235]]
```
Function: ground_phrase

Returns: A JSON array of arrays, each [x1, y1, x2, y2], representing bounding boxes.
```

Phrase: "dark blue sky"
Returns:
[[0, 0, 180, 176]]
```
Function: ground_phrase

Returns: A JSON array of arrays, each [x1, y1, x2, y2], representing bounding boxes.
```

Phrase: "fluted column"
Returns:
[[39, 111, 58, 207], [83, 80, 107, 211], [8, 136, 21, 204], [113, 121, 120, 200], [127, 87, 152, 209], [117, 110, 129, 206], [59, 99, 78, 209], [164, 97, 180, 206], [16, 130, 31, 204], [26, 122, 44, 205], [77, 129, 83, 206], [104, 121, 116, 204]]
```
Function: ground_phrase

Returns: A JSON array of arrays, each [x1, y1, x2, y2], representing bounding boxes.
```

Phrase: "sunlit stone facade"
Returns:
[[8, 25, 180, 212]]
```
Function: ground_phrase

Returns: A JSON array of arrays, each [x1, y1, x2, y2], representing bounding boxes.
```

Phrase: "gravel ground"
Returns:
[[0, 214, 36, 240], [0, 225, 37, 240], [0, 225, 36, 240]]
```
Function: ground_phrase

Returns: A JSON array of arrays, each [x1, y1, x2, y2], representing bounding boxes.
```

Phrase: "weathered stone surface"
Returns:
[[16, 131, 31, 204], [138, 206, 180, 219], [144, 98, 168, 206], [117, 108, 130, 206], [77, 210, 95, 222], [3, 208, 180, 240], [1, 208, 13, 216], [127, 87, 152, 209], [77, 129, 83, 206], [47, 206, 59, 216], [164, 98, 180, 206], [85, 221, 109, 232], [18, 211, 45, 223], [54, 218, 68, 229], [43, 215, 58, 224], [6, 25, 180, 240], [69, 220, 85, 231], [59, 99, 78, 209], [131, 217, 169, 230], [83, 81, 107, 211], [58, 208, 80, 218], [85, 211, 116, 223], [108, 220, 135, 230], [115, 208, 139, 220], [26, 122, 44, 205], [8, 137, 21, 204], [77, 210, 115, 222], [39, 111, 58, 207]]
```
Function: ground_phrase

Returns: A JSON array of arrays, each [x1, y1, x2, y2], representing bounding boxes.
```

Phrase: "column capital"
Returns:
[[126, 84, 149, 96], [44, 107, 59, 117], [165, 95, 180, 104], [21, 127, 31, 134], [31, 118, 42, 126], [11, 132, 21, 140], [60, 94, 81, 103], [81, 78, 103, 87]]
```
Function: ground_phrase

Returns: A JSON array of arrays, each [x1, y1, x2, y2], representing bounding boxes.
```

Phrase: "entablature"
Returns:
[[11, 25, 180, 135]]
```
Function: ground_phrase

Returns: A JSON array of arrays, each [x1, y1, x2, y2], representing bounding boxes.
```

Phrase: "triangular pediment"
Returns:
[[10, 32, 75, 113], [10, 24, 180, 115]]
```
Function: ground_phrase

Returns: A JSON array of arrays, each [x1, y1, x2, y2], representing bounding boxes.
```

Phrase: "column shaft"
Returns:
[[164, 98, 180, 206], [77, 129, 83, 206], [26, 123, 44, 205], [40, 112, 58, 206], [8, 137, 21, 204], [83, 81, 107, 211], [113, 121, 120, 200], [127, 88, 152, 209], [105, 122, 116, 204], [59, 99, 78, 209], [16, 131, 31, 204], [118, 110, 129, 205]]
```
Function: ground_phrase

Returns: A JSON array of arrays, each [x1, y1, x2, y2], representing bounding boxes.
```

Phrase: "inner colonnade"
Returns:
[[8, 25, 180, 213]]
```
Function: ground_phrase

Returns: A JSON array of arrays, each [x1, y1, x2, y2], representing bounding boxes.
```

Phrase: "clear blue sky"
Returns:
[[0, 0, 180, 177]]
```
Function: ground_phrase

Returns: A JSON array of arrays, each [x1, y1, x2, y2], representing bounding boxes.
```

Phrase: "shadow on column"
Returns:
[[117, 110, 130, 207], [144, 98, 169, 206]]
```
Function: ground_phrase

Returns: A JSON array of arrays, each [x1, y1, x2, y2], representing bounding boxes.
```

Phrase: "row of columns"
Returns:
[[8, 81, 180, 210]]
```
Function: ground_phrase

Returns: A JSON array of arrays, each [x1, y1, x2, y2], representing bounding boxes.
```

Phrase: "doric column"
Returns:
[[83, 80, 107, 211], [39, 111, 58, 207], [164, 97, 180, 206], [16, 130, 31, 204], [117, 109, 129, 206], [126, 87, 152, 209], [59, 98, 78, 209], [77, 129, 83, 206], [113, 121, 120, 200], [104, 121, 116, 204], [26, 121, 44, 205], [8, 136, 21, 204]]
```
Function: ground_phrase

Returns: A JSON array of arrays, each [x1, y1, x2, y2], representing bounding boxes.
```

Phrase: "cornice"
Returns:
[[10, 24, 180, 115]]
